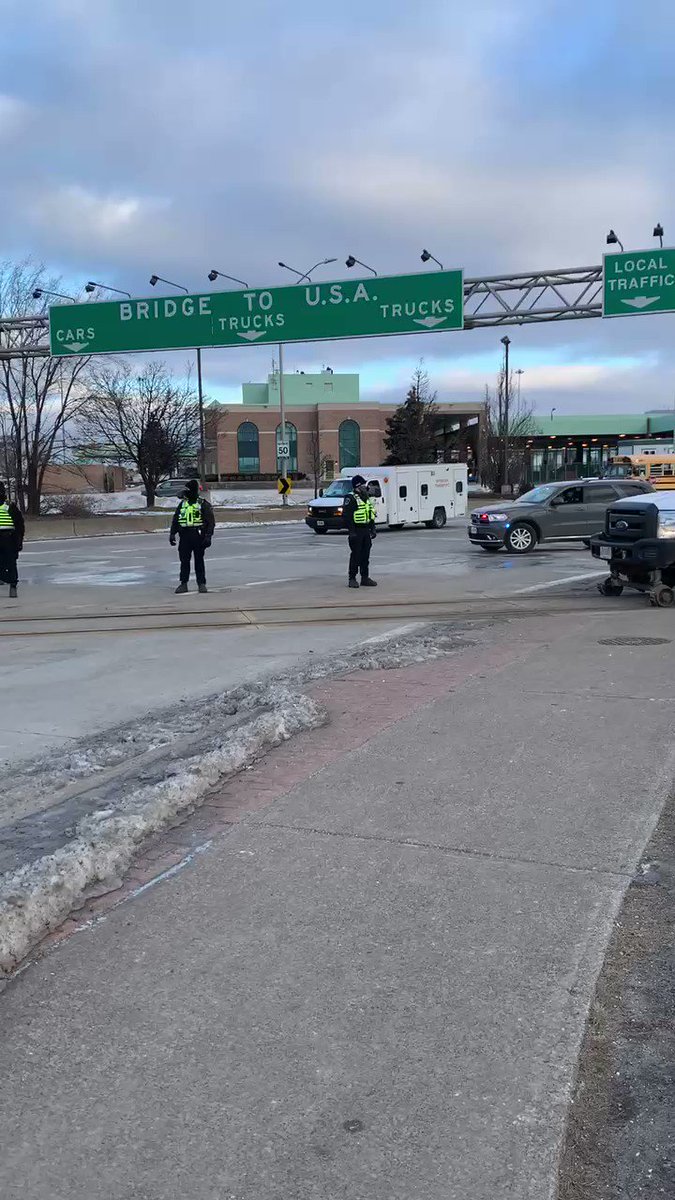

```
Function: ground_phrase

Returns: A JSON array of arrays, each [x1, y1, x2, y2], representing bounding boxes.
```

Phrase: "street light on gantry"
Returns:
[[653, 223, 664, 248], [85, 281, 132, 298], [149, 274, 188, 294], [421, 249, 444, 269], [208, 269, 249, 287], [345, 255, 377, 276], [278, 258, 337, 284], [606, 229, 624, 252], [32, 287, 76, 303]]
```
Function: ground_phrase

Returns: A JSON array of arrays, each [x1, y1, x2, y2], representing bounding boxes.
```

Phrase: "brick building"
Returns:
[[205, 371, 482, 480]]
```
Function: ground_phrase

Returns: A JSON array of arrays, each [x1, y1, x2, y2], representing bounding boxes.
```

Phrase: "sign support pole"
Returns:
[[278, 343, 288, 507], [196, 347, 206, 486]]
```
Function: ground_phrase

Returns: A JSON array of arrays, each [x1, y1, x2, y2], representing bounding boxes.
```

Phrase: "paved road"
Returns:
[[2, 522, 605, 769], [18, 520, 598, 595]]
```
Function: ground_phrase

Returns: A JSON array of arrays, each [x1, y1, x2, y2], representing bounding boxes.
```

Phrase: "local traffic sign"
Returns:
[[49, 269, 464, 357], [603, 248, 675, 317], [276, 442, 291, 459]]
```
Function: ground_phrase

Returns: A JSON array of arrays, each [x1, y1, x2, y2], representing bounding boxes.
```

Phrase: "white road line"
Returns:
[[236, 576, 300, 588], [512, 570, 606, 595]]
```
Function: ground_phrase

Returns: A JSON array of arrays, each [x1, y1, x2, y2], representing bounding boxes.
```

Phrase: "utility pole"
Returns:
[[278, 343, 288, 506], [501, 336, 511, 493]]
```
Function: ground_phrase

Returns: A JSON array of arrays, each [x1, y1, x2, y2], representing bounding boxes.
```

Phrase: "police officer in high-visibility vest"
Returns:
[[169, 479, 215, 594], [342, 475, 377, 589], [0, 482, 24, 599]]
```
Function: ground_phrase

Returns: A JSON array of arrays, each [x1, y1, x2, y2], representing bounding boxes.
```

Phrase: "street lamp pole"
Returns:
[[278, 343, 288, 506], [149, 274, 206, 486], [275, 259, 336, 504], [515, 368, 524, 405], [278, 258, 337, 284], [501, 336, 511, 492]]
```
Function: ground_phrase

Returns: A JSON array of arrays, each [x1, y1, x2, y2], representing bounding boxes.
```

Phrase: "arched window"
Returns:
[[276, 422, 298, 473], [338, 419, 360, 470], [237, 421, 260, 473]]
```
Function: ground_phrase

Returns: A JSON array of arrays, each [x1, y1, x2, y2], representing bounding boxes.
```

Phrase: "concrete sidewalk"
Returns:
[[1, 605, 674, 1198]]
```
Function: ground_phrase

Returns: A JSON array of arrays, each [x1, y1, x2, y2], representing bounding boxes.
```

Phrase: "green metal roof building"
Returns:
[[530, 412, 674, 438], [525, 411, 674, 484]]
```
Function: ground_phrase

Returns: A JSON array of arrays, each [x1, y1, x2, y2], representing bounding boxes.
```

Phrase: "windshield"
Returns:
[[323, 480, 352, 497], [605, 465, 630, 478], [515, 484, 559, 504]]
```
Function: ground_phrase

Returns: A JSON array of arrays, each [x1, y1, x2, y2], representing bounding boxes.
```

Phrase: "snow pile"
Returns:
[[4, 624, 478, 825], [65, 488, 315, 514], [0, 688, 324, 976]]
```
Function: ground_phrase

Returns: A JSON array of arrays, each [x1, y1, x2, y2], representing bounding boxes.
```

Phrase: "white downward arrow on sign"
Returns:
[[414, 315, 447, 329], [621, 296, 660, 309], [65, 342, 89, 352], [237, 330, 267, 342]]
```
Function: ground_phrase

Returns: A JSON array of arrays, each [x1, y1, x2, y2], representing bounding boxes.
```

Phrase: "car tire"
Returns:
[[598, 577, 623, 597], [504, 523, 537, 554], [479, 544, 502, 553], [650, 585, 674, 608], [424, 507, 446, 530]]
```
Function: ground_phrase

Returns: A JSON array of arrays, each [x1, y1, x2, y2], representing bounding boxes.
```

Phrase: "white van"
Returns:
[[305, 464, 468, 533]]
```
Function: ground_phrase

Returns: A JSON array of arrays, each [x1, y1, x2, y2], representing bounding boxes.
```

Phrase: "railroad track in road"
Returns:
[[0, 591, 640, 636]]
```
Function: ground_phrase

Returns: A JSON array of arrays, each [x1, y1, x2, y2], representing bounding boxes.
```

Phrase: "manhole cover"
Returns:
[[598, 636, 671, 646]]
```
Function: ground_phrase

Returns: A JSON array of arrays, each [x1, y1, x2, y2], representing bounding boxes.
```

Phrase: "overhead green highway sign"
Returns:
[[603, 248, 675, 317], [49, 269, 464, 356]]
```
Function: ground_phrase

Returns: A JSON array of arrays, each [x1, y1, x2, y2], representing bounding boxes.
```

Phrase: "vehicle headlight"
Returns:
[[336, 508, 343, 515], [487, 512, 508, 522], [657, 511, 675, 538]]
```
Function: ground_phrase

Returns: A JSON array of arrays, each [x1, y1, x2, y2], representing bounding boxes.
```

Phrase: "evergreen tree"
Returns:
[[383, 363, 438, 464]]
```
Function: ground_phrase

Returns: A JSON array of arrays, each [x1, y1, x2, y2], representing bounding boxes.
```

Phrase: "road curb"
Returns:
[[25, 508, 306, 540]]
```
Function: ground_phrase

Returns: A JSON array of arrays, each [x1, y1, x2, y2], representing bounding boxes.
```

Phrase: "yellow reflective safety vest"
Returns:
[[177, 500, 203, 528], [0, 502, 15, 530], [352, 495, 376, 525]]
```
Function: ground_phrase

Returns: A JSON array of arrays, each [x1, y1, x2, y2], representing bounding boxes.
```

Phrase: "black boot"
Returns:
[[361, 577, 377, 587], [175, 583, 188, 594], [198, 584, 208, 594], [348, 578, 359, 588], [9, 586, 17, 598]]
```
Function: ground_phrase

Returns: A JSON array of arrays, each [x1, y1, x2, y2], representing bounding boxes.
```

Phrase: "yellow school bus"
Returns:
[[605, 454, 675, 490]]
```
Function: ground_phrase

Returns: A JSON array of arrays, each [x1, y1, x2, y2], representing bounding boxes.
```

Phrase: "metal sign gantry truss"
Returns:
[[463, 264, 602, 328], [0, 263, 605, 358]]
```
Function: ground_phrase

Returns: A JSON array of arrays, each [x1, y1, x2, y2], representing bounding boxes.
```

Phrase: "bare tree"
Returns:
[[0, 260, 91, 514], [80, 361, 200, 507], [480, 369, 536, 493], [308, 420, 329, 497], [0, 398, 17, 492]]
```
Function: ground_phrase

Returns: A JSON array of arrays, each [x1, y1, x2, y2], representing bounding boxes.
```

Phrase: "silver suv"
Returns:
[[468, 479, 653, 554]]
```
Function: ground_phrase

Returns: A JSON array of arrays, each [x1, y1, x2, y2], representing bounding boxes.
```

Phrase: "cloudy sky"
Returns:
[[2, 0, 674, 414]]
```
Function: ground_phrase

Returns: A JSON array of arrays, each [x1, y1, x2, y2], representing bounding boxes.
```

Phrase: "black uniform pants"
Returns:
[[0, 533, 18, 588], [348, 529, 372, 580], [178, 531, 206, 586]]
